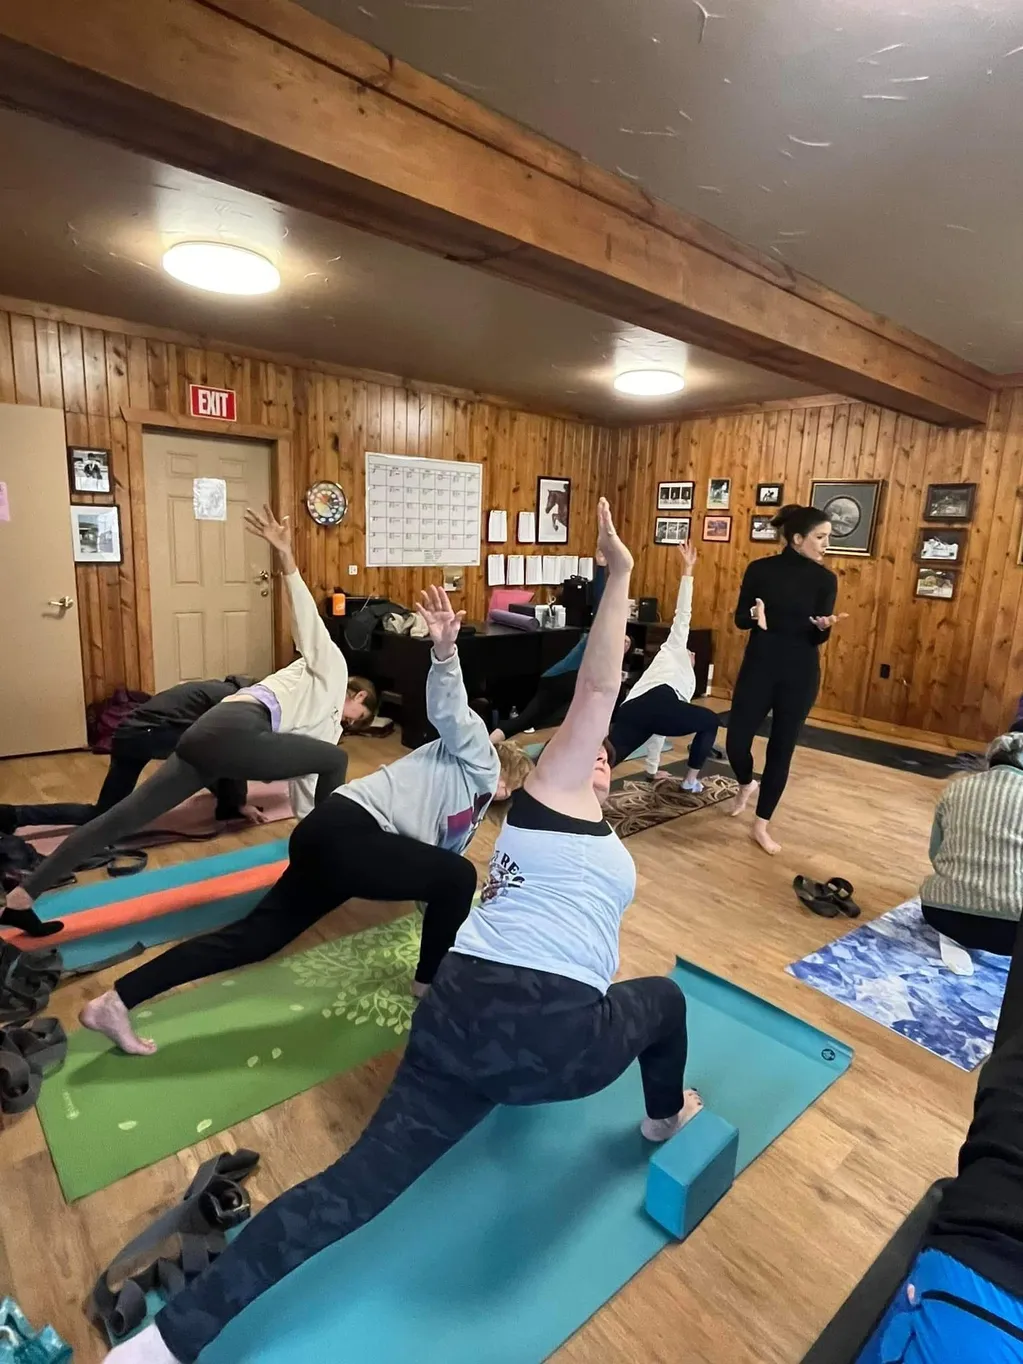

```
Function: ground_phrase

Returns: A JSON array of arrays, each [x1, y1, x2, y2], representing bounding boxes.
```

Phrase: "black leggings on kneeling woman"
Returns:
[[114, 794, 479, 1009]]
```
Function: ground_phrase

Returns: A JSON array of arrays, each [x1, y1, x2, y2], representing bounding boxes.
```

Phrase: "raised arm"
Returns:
[[418, 585, 498, 777], [660, 541, 696, 654], [245, 505, 346, 686], [528, 499, 633, 818]]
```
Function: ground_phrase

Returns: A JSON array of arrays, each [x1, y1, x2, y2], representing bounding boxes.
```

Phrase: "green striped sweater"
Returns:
[[921, 766, 1023, 921]]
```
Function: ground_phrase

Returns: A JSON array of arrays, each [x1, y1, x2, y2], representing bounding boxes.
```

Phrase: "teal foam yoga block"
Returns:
[[645, 1109, 739, 1239]]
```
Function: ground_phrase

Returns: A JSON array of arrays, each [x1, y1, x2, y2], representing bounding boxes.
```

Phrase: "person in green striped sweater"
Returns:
[[921, 732, 1023, 962]]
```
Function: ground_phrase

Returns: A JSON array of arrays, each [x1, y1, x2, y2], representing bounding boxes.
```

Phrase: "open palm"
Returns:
[[418, 585, 465, 660]]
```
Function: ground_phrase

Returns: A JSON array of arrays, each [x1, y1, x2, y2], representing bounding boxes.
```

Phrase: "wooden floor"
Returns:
[[0, 727, 977, 1364]]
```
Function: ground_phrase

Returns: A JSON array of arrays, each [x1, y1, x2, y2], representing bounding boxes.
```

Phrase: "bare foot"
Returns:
[[730, 780, 758, 816], [641, 1088, 704, 1142], [750, 818, 782, 855], [80, 990, 158, 1056], [489, 728, 506, 743]]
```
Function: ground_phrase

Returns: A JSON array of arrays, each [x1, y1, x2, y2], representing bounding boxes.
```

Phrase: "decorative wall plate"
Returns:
[[305, 480, 348, 527]]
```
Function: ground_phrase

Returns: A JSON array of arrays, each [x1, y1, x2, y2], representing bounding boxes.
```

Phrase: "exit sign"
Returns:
[[188, 384, 237, 421]]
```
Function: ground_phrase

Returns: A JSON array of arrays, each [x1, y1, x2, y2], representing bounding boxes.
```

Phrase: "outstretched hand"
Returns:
[[418, 585, 465, 661], [596, 497, 633, 577], [751, 598, 767, 630], [680, 540, 697, 575], [810, 612, 849, 630], [245, 504, 293, 563]]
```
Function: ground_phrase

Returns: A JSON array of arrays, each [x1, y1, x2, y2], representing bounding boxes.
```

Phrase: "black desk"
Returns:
[[329, 616, 582, 748]]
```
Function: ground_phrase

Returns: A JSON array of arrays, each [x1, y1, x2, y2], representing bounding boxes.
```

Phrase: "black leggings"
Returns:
[[607, 685, 719, 771], [114, 794, 478, 1009], [154, 953, 689, 1363], [725, 659, 818, 820], [501, 672, 577, 739], [19, 702, 348, 902], [2, 728, 246, 830], [922, 904, 1018, 956]]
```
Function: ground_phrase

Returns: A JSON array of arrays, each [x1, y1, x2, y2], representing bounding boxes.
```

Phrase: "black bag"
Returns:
[[345, 598, 412, 652]]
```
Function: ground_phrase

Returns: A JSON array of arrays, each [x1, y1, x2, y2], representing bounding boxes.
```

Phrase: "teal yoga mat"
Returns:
[[36, 841, 289, 971], [187, 959, 850, 1364]]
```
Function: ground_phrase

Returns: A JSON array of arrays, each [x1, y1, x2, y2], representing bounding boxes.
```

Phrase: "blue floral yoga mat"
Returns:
[[787, 898, 1009, 1071]]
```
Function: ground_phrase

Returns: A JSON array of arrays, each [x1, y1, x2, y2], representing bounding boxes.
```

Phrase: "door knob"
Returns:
[[47, 595, 74, 610], [254, 569, 270, 583]]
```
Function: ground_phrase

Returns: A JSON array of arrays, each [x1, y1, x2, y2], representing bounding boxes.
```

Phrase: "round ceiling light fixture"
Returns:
[[162, 242, 281, 295], [613, 369, 686, 396]]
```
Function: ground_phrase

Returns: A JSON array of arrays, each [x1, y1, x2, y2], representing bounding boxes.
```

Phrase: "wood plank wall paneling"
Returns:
[[0, 305, 612, 710], [612, 392, 1023, 744]]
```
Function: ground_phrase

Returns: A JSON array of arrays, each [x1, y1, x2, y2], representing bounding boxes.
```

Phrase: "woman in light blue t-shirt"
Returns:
[[105, 500, 701, 1364]]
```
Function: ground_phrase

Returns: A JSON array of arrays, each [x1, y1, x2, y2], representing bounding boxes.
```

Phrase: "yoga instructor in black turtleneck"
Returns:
[[726, 504, 845, 855]]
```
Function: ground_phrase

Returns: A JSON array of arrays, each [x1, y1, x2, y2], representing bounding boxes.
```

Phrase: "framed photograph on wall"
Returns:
[[916, 527, 968, 566], [915, 566, 957, 601], [707, 478, 731, 510], [750, 514, 780, 543], [537, 476, 570, 544], [68, 446, 111, 496], [657, 480, 694, 512], [809, 478, 884, 557], [924, 483, 976, 523], [654, 516, 690, 545], [70, 504, 123, 564], [756, 482, 784, 507], [702, 514, 732, 543]]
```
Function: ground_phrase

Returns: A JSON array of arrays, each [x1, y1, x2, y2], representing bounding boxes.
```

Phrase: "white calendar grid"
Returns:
[[365, 452, 483, 568]]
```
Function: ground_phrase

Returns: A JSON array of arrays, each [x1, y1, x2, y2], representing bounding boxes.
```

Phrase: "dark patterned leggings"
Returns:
[[156, 954, 688, 1362]]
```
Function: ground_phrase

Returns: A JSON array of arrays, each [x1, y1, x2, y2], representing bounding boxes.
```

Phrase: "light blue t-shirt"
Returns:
[[453, 788, 637, 994]]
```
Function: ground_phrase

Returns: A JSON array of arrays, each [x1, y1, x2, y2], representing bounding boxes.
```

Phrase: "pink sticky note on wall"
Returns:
[[0, 482, 9, 522]]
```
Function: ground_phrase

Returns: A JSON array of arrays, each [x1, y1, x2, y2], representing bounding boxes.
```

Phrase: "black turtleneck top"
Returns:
[[734, 546, 838, 663]]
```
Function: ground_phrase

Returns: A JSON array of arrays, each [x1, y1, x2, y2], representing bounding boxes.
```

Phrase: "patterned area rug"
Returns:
[[787, 897, 1009, 1071], [604, 767, 738, 839], [38, 912, 422, 1199]]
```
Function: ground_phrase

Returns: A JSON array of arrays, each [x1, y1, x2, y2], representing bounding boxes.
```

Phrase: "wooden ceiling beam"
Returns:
[[0, 0, 993, 426]]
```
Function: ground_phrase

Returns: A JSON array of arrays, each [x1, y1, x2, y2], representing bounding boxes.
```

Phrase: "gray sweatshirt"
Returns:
[[338, 649, 500, 852]]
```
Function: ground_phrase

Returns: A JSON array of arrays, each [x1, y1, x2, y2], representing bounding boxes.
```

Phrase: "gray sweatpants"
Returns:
[[22, 702, 348, 900]]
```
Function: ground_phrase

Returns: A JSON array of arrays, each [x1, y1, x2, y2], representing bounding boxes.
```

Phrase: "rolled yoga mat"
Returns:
[[132, 959, 853, 1363]]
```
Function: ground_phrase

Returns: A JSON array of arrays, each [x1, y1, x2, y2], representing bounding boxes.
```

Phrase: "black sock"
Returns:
[[0, 907, 64, 937]]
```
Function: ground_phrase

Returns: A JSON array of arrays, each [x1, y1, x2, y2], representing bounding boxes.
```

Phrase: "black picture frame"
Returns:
[[810, 478, 885, 557], [654, 516, 690, 545], [657, 480, 695, 512], [536, 476, 571, 544], [915, 566, 958, 601], [750, 514, 780, 543], [756, 482, 784, 507], [68, 445, 112, 497], [69, 503, 123, 564], [916, 527, 968, 566], [923, 483, 976, 523]]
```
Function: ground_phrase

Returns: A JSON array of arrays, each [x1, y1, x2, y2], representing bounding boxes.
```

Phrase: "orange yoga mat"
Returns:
[[1, 860, 287, 951]]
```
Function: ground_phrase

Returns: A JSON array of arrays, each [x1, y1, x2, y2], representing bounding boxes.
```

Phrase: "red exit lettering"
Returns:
[[188, 384, 237, 421]]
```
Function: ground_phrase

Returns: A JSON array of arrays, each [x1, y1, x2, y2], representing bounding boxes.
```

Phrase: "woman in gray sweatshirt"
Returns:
[[80, 586, 533, 1056]]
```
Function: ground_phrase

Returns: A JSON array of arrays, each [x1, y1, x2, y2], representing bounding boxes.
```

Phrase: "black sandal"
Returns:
[[824, 877, 861, 918], [793, 876, 841, 918]]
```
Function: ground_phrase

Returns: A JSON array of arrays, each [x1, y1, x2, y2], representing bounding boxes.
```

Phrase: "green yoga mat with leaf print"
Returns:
[[38, 913, 421, 1201]]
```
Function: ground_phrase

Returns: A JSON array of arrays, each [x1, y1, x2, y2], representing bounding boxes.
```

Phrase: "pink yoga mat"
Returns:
[[19, 780, 295, 854]]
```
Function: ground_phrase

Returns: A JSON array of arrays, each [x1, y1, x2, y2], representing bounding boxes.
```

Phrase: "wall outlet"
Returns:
[[348, 564, 358, 576]]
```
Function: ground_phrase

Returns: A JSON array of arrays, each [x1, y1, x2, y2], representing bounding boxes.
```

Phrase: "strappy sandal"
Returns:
[[0, 945, 51, 1025], [793, 876, 841, 918], [0, 1037, 40, 1114], [823, 877, 861, 918], [3, 1018, 68, 1074]]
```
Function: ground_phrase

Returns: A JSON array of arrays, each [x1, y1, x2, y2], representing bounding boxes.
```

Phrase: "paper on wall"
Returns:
[[193, 477, 227, 521], [542, 556, 559, 585], [564, 555, 580, 579], [524, 556, 543, 586], [517, 511, 536, 543], [487, 509, 508, 543], [487, 553, 506, 586], [506, 555, 525, 586], [0, 481, 9, 523], [578, 556, 594, 581]]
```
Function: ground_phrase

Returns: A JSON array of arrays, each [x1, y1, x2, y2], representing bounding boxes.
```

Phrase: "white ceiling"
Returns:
[[300, 0, 1023, 373], [0, 109, 816, 420]]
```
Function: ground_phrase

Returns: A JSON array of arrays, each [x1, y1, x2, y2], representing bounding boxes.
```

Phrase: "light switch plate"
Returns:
[[348, 564, 358, 576]]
